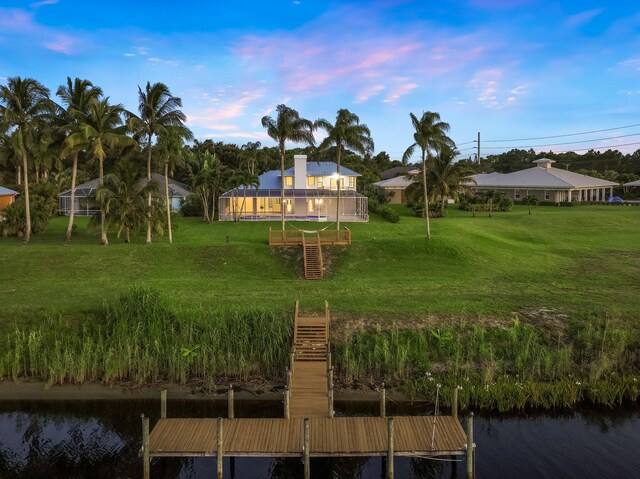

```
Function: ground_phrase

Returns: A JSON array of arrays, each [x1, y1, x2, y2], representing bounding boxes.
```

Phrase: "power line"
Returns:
[[479, 132, 640, 150], [481, 123, 640, 143]]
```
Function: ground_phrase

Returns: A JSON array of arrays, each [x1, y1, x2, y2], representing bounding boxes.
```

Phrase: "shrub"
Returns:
[[180, 193, 204, 217], [0, 194, 53, 237], [369, 199, 400, 223]]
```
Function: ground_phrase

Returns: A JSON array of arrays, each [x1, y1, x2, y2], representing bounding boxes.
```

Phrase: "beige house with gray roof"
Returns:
[[470, 159, 617, 202]]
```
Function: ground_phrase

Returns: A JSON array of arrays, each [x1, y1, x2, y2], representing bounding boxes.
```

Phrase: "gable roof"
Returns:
[[373, 176, 415, 188], [471, 160, 618, 189], [282, 161, 361, 177], [380, 166, 420, 180], [624, 179, 640, 187], [0, 186, 18, 196], [59, 173, 190, 198]]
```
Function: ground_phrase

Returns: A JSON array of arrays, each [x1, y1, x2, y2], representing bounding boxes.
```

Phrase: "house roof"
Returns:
[[380, 166, 419, 180], [624, 179, 640, 187], [282, 161, 361, 177], [0, 186, 18, 196], [59, 173, 190, 198], [373, 176, 415, 188], [470, 159, 618, 189]]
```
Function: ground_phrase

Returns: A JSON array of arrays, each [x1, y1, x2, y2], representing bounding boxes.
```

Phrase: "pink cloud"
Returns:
[[44, 34, 82, 55], [0, 9, 37, 32], [384, 83, 417, 104], [187, 88, 266, 133], [354, 84, 386, 103]]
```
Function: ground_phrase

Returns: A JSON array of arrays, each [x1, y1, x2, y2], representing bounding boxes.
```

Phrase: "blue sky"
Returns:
[[1, 0, 639, 161]]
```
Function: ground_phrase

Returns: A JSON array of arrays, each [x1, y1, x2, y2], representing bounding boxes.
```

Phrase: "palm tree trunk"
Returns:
[[211, 190, 216, 222], [20, 144, 31, 244], [422, 148, 431, 239], [336, 147, 342, 230], [65, 153, 78, 244], [16, 165, 21, 186], [125, 227, 130, 244], [202, 191, 210, 223], [146, 135, 152, 244], [165, 161, 172, 244], [99, 158, 108, 245], [441, 192, 446, 217], [280, 143, 285, 231]]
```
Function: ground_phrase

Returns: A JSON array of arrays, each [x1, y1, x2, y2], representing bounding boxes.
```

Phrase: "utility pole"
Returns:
[[477, 132, 481, 164]]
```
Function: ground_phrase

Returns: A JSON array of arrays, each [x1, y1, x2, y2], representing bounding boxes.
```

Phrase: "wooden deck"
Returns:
[[142, 301, 474, 478], [148, 416, 467, 457], [268, 227, 351, 246]]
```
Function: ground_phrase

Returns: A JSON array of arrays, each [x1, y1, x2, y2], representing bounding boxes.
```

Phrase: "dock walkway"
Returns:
[[142, 301, 473, 479]]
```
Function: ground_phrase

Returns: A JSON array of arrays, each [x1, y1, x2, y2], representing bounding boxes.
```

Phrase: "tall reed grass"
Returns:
[[334, 318, 640, 410], [0, 287, 292, 387]]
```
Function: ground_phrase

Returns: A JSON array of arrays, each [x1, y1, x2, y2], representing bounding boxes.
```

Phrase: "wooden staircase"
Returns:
[[302, 233, 323, 280], [289, 301, 331, 418]]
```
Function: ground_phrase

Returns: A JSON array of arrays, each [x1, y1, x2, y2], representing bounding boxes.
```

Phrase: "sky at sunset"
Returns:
[[1, 0, 639, 161]]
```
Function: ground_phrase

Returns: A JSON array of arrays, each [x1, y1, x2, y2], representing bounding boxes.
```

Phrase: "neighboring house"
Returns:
[[0, 186, 18, 210], [58, 173, 190, 216], [469, 159, 617, 202], [624, 179, 640, 188], [373, 166, 419, 204], [218, 155, 368, 222]]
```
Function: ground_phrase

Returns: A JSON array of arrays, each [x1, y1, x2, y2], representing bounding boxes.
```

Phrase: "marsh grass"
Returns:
[[334, 317, 640, 410], [1, 287, 292, 387]]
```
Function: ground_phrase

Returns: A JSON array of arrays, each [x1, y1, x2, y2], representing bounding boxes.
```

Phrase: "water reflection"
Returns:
[[0, 399, 638, 478]]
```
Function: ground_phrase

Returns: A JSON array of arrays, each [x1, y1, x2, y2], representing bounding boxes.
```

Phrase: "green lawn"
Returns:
[[1, 205, 639, 327]]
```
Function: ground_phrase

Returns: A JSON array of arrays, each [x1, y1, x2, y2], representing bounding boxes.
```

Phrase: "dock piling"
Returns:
[[380, 382, 386, 418], [228, 384, 234, 419], [217, 417, 224, 479], [160, 389, 167, 419], [452, 387, 458, 421], [466, 413, 474, 479], [141, 414, 150, 479], [304, 418, 310, 479], [284, 387, 290, 419], [386, 417, 394, 479]]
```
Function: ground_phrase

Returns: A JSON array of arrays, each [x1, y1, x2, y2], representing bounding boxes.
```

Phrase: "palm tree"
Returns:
[[95, 162, 158, 244], [315, 109, 374, 230], [241, 141, 262, 175], [402, 112, 454, 239], [0, 77, 54, 244], [66, 98, 134, 244], [261, 104, 315, 230], [429, 146, 475, 217], [57, 77, 103, 244], [129, 82, 190, 243], [156, 128, 192, 243], [483, 189, 501, 217], [522, 194, 538, 215]]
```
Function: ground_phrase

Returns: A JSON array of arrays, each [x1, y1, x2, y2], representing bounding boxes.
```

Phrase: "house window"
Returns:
[[285, 176, 293, 186], [317, 177, 323, 188], [544, 190, 550, 200], [514, 190, 521, 200], [330, 178, 337, 189], [307, 176, 315, 187], [349, 177, 355, 189]]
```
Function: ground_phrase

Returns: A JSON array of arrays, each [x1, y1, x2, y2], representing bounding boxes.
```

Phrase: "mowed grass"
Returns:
[[1, 205, 639, 326]]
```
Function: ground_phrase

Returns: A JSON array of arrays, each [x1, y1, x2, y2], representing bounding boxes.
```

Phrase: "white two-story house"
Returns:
[[219, 155, 369, 222]]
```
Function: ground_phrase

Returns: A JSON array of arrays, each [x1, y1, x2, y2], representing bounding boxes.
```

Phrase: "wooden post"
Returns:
[[217, 417, 224, 479], [329, 387, 334, 418], [386, 417, 394, 479], [141, 414, 150, 479], [304, 418, 310, 479], [284, 387, 290, 419], [452, 387, 458, 421], [290, 352, 295, 370], [327, 350, 332, 368], [228, 384, 234, 419], [380, 382, 386, 418], [467, 413, 474, 479], [286, 368, 292, 389], [160, 389, 167, 419]]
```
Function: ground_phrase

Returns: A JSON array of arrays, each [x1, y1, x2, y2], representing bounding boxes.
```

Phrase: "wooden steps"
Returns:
[[302, 234, 323, 280], [289, 304, 331, 418]]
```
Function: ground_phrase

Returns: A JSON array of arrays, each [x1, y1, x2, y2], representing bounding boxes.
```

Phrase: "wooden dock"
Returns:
[[141, 301, 474, 479]]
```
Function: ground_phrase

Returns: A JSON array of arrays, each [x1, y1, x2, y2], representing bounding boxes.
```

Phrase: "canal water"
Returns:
[[0, 398, 638, 478]]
